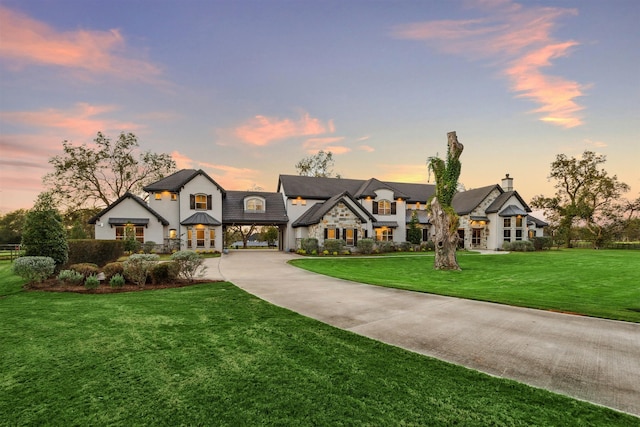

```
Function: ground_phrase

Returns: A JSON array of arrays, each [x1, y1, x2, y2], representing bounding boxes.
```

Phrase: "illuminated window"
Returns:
[[245, 197, 265, 212], [169, 229, 177, 239], [187, 229, 192, 248], [327, 228, 336, 239], [115, 225, 144, 243], [196, 228, 205, 248], [171, 193, 177, 201], [155, 193, 162, 200], [378, 200, 391, 215], [195, 194, 207, 210], [210, 229, 215, 247], [345, 228, 355, 246], [375, 227, 393, 241]]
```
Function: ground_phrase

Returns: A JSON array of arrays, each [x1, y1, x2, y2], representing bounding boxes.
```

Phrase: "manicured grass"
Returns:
[[290, 249, 640, 323], [1, 263, 636, 425]]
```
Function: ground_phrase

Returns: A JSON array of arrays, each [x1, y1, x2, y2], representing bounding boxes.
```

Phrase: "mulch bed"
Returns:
[[24, 278, 218, 294]]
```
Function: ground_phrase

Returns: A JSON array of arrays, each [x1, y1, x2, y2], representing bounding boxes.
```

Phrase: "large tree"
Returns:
[[531, 151, 629, 248], [427, 131, 464, 270], [0, 209, 27, 244], [295, 150, 340, 178], [44, 132, 176, 210]]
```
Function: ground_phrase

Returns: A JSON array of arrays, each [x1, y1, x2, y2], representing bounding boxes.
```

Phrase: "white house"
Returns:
[[90, 169, 546, 252]]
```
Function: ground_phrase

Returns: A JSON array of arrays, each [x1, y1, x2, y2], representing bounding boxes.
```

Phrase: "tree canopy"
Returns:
[[44, 132, 176, 210], [21, 192, 68, 267], [295, 150, 340, 178], [531, 150, 629, 248]]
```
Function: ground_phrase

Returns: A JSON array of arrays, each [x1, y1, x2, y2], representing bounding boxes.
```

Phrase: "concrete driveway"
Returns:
[[204, 250, 640, 417]]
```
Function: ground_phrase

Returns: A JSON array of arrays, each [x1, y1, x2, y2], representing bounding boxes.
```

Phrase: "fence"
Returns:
[[0, 244, 23, 261], [571, 241, 640, 250]]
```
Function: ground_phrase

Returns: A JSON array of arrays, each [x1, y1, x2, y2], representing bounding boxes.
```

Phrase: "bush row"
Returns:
[[66, 239, 124, 267], [13, 250, 207, 289], [296, 238, 437, 255]]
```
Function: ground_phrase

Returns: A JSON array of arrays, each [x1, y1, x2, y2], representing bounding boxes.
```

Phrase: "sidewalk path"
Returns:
[[204, 250, 640, 416]]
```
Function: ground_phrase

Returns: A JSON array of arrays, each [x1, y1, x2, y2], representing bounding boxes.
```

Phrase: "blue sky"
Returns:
[[1, 0, 638, 213]]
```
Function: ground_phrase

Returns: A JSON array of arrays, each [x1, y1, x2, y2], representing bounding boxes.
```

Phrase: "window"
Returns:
[[169, 229, 177, 239], [515, 229, 523, 241], [515, 216, 523, 227], [154, 193, 162, 200], [245, 197, 265, 212], [326, 228, 336, 239], [171, 193, 177, 201], [187, 229, 192, 248], [503, 218, 511, 228], [115, 225, 144, 243], [210, 229, 215, 247], [375, 227, 393, 241], [378, 200, 391, 215], [503, 229, 511, 242], [195, 194, 207, 210], [345, 228, 355, 246], [196, 228, 205, 248], [472, 229, 482, 246]]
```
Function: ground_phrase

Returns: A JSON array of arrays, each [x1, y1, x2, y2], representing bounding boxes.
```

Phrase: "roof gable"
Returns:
[[88, 192, 169, 225], [222, 191, 288, 224], [452, 185, 501, 215], [292, 191, 373, 227], [143, 169, 226, 194], [485, 190, 532, 214]]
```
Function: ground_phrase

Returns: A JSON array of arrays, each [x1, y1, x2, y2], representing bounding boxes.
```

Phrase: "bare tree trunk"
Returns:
[[428, 131, 464, 270], [430, 198, 461, 270]]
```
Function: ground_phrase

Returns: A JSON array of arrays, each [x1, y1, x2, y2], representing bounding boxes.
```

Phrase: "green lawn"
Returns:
[[1, 263, 636, 425], [290, 249, 640, 323]]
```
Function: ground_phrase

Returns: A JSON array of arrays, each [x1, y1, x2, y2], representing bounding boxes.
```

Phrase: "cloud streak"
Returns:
[[234, 113, 333, 146], [392, 0, 586, 128], [171, 151, 261, 190], [0, 5, 162, 82]]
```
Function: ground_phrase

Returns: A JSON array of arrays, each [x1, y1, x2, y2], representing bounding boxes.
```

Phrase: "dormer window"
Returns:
[[245, 196, 265, 212]]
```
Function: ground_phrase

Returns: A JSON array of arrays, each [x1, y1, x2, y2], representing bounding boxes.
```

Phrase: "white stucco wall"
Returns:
[[92, 198, 166, 243]]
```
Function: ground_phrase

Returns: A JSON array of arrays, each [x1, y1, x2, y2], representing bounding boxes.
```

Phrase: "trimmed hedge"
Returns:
[[66, 239, 124, 267], [150, 261, 179, 284], [322, 239, 345, 254]]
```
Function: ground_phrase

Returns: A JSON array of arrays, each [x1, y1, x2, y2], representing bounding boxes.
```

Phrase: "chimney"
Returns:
[[501, 174, 513, 192]]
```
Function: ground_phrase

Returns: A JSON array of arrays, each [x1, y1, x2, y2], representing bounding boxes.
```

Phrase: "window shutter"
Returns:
[[373, 202, 378, 214], [365, 230, 368, 238], [324, 228, 328, 239], [354, 230, 358, 246], [391, 202, 397, 214], [190, 194, 195, 209], [342, 229, 346, 241], [207, 195, 212, 210], [336, 228, 340, 240]]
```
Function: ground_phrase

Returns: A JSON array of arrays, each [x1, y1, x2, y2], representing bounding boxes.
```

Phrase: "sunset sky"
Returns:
[[1, 0, 638, 214]]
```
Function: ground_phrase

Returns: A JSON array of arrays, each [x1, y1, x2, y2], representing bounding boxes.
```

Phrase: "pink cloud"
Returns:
[[234, 113, 331, 146], [0, 5, 162, 82], [170, 151, 261, 190], [303, 137, 350, 154], [391, 0, 586, 128], [358, 145, 375, 153], [0, 103, 143, 138]]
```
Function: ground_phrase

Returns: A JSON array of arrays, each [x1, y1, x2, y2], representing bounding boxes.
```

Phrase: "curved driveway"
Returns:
[[205, 250, 640, 417]]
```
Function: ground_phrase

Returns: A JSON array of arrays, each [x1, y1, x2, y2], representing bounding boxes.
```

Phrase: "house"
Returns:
[[90, 169, 547, 252]]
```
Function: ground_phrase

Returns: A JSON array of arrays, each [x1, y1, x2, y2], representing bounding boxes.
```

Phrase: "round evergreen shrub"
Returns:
[[13, 256, 56, 283], [21, 193, 68, 267], [102, 262, 124, 281]]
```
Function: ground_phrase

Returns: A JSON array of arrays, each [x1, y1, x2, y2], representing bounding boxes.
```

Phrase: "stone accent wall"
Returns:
[[310, 202, 365, 242]]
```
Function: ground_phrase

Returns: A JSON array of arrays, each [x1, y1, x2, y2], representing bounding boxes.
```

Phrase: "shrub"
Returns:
[[13, 256, 56, 283], [323, 239, 344, 254], [123, 237, 141, 254], [21, 193, 68, 268], [57, 269, 84, 285], [123, 254, 159, 287], [376, 241, 396, 253], [102, 262, 124, 281], [69, 263, 100, 278], [502, 241, 535, 252], [398, 242, 412, 252], [84, 274, 100, 290], [150, 261, 179, 284], [67, 240, 124, 267], [421, 240, 436, 251], [170, 250, 206, 282], [142, 241, 157, 254], [300, 238, 319, 254], [109, 273, 125, 288], [533, 237, 553, 251], [357, 238, 375, 255]]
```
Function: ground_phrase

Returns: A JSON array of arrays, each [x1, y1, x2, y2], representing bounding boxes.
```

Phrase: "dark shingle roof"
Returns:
[[143, 169, 225, 194], [222, 191, 288, 224], [498, 205, 529, 217], [88, 192, 169, 225], [527, 215, 549, 227], [452, 185, 500, 215], [292, 192, 373, 227], [485, 190, 532, 214], [181, 212, 221, 226]]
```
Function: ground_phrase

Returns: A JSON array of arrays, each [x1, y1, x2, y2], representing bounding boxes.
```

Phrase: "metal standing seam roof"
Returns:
[[180, 212, 222, 226]]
